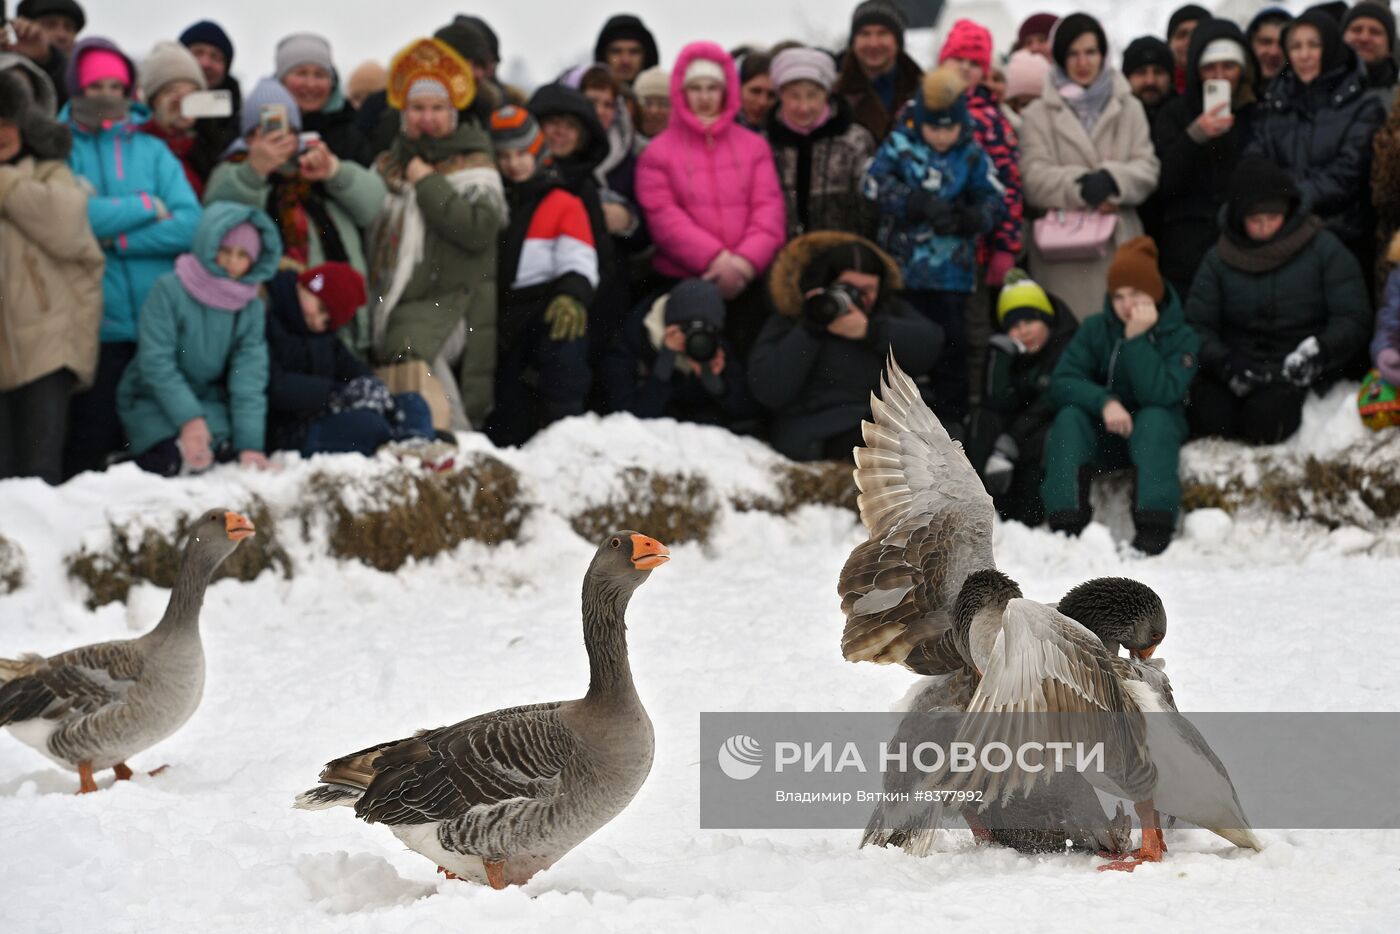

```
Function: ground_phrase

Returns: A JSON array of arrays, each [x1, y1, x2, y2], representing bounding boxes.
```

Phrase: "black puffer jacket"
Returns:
[[1245, 21, 1385, 245], [1152, 20, 1259, 297]]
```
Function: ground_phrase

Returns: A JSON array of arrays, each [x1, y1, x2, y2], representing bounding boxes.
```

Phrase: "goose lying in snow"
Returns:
[[0, 510, 255, 793], [295, 532, 670, 889]]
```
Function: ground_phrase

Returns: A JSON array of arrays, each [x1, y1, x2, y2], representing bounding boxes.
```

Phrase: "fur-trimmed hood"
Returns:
[[0, 64, 71, 161], [767, 231, 903, 317]]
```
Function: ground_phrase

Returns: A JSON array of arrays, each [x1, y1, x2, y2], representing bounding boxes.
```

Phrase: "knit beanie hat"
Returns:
[[179, 21, 234, 66], [1017, 12, 1058, 48], [633, 66, 670, 99], [684, 58, 726, 87], [77, 48, 131, 91], [140, 41, 207, 102], [665, 278, 726, 328], [939, 19, 994, 74], [1107, 237, 1165, 303], [916, 63, 969, 128], [1005, 49, 1050, 98], [220, 221, 263, 262], [275, 33, 335, 81], [1051, 14, 1109, 72], [16, 0, 85, 31], [997, 269, 1056, 329], [1168, 5, 1211, 38], [1342, 2, 1397, 54], [489, 105, 543, 154], [346, 61, 387, 101], [453, 15, 501, 64], [1122, 36, 1174, 76], [850, 0, 907, 49], [434, 21, 493, 67], [1198, 38, 1248, 69], [239, 78, 302, 137], [1247, 7, 1293, 40], [770, 48, 837, 91], [298, 262, 366, 332]]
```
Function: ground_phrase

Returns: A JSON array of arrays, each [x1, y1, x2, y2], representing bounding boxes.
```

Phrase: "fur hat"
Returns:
[[0, 67, 72, 160], [387, 38, 475, 111], [917, 63, 969, 128], [1107, 237, 1165, 303], [140, 40, 207, 103]]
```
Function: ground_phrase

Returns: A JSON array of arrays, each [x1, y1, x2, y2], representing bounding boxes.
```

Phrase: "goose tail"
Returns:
[[1210, 825, 1264, 851], [293, 784, 364, 811]]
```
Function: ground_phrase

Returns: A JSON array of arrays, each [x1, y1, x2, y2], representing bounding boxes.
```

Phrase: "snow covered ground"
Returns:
[[1, 411, 1397, 933]]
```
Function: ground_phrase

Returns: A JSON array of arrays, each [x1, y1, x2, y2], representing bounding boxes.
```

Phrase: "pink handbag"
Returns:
[[1033, 209, 1118, 261]]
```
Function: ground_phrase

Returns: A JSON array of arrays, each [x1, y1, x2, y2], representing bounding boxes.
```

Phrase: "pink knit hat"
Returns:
[[78, 49, 132, 90], [1004, 49, 1050, 99], [938, 19, 993, 74], [220, 222, 263, 262]]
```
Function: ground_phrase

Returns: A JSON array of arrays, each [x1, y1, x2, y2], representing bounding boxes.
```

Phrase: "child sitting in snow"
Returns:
[[117, 203, 280, 476], [967, 270, 1078, 527], [863, 62, 1004, 427], [1363, 234, 1400, 429], [264, 262, 433, 455], [484, 105, 599, 447]]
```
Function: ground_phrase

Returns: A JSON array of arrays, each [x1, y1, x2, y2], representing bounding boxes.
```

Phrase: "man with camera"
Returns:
[[749, 231, 943, 461], [600, 278, 759, 430]]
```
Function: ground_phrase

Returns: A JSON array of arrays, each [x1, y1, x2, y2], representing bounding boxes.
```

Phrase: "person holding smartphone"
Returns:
[[1041, 237, 1199, 556], [1152, 19, 1260, 301]]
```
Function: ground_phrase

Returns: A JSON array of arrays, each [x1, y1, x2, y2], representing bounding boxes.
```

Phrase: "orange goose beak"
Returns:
[[1130, 644, 1158, 660], [225, 511, 256, 542], [630, 534, 670, 570]]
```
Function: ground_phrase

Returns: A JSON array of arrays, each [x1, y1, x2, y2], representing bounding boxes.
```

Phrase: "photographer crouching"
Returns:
[[749, 231, 943, 461], [600, 278, 760, 429]]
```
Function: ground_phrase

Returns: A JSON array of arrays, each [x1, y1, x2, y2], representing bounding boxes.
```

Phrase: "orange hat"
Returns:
[[1107, 237, 1164, 303], [386, 38, 475, 111]]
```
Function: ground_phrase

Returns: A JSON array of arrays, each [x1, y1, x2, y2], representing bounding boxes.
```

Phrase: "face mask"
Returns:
[[71, 95, 131, 129]]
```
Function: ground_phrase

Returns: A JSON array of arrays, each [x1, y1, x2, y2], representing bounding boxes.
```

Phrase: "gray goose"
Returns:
[[294, 531, 670, 889], [0, 509, 255, 793]]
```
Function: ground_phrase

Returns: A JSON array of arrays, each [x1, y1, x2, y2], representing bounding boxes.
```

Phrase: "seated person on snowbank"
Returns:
[[748, 231, 943, 462], [117, 203, 279, 476], [600, 279, 760, 430], [1185, 159, 1371, 446], [1374, 234, 1400, 392], [1041, 237, 1199, 556], [484, 105, 596, 448], [265, 261, 432, 457], [966, 270, 1078, 528]]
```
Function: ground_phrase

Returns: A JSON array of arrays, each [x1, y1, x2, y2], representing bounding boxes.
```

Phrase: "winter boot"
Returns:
[[1047, 510, 1089, 537], [1131, 511, 1176, 556]]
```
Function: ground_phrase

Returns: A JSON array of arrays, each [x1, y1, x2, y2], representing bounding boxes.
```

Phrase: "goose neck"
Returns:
[[582, 579, 637, 703]]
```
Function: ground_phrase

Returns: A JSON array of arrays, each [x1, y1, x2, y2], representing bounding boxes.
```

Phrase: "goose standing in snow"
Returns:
[[294, 532, 670, 889], [0, 510, 255, 792]]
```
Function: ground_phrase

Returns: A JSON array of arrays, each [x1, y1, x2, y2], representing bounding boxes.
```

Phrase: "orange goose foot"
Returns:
[[76, 761, 99, 794], [484, 859, 508, 890], [436, 866, 462, 881], [962, 808, 996, 845], [115, 763, 170, 780], [1097, 826, 1166, 873]]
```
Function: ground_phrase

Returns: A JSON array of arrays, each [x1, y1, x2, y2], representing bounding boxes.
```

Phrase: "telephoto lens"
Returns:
[[682, 321, 721, 362]]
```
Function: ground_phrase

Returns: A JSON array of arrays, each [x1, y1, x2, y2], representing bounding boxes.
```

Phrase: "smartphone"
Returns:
[[180, 89, 233, 120], [297, 130, 322, 150], [1203, 79, 1232, 115], [259, 103, 288, 135]]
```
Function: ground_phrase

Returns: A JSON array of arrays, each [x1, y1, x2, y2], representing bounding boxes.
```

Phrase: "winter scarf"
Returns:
[[1056, 65, 1113, 133], [173, 252, 259, 310], [779, 103, 833, 136], [223, 152, 350, 267], [1218, 214, 1325, 273]]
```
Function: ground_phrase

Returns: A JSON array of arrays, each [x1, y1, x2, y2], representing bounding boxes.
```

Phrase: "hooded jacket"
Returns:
[[765, 94, 877, 239], [116, 202, 280, 455], [62, 38, 203, 345], [592, 15, 661, 77], [1152, 19, 1260, 297], [0, 67, 105, 392], [980, 293, 1079, 451], [748, 231, 943, 461], [634, 42, 787, 281], [1245, 12, 1385, 245], [528, 83, 617, 276]]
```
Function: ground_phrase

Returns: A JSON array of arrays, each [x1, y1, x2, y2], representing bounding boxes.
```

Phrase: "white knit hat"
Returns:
[[275, 32, 335, 80], [633, 65, 670, 99], [140, 40, 207, 102], [1198, 38, 1246, 69], [683, 58, 726, 87]]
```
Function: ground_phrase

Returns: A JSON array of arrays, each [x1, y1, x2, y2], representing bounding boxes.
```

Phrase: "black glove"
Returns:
[[1281, 336, 1323, 388], [1222, 352, 1269, 398], [1077, 170, 1119, 208], [983, 434, 1019, 496], [951, 203, 986, 236], [907, 190, 956, 233], [330, 375, 397, 418]]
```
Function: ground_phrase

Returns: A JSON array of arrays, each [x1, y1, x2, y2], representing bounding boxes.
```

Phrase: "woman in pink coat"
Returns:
[[636, 41, 787, 357]]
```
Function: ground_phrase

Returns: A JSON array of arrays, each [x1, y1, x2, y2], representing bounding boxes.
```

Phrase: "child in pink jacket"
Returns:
[[636, 41, 787, 357]]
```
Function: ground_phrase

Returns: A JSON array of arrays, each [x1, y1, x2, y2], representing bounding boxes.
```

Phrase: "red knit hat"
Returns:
[[939, 19, 994, 74], [298, 262, 366, 332]]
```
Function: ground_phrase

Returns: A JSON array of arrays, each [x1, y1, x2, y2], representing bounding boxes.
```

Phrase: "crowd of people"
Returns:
[[3, 1, 1400, 554]]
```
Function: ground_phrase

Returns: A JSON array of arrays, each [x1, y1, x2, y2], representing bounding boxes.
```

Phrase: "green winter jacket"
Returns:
[[982, 294, 1079, 449], [203, 158, 386, 356], [1048, 286, 1200, 426], [372, 126, 504, 427], [116, 203, 281, 456]]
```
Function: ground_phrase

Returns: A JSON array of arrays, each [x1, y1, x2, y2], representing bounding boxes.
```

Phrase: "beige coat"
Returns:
[[0, 158, 104, 391], [1020, 71, 1160, 320]]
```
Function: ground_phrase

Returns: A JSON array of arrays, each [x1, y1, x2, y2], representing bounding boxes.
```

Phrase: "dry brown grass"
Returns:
[[570, 467, 719, 545], [0, 533, 23, 594], [733, 461, 859, 516]]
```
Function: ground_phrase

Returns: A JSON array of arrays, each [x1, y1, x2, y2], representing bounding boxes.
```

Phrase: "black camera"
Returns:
[[802, 282, 865, 328], [680, 320, 721, 363]]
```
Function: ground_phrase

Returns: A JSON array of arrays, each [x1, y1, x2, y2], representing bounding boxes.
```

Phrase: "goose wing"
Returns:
[[317, 702, 577, 826], [839, 355, 995, 669], [0, 643, 143, 727], [938, 599, 1156, 807]]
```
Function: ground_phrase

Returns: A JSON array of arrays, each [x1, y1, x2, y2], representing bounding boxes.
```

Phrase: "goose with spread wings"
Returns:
[[294, 532, 670, 889]]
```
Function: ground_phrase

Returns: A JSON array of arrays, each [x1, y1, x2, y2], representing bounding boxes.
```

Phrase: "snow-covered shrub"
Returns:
[[570, 467, 719, 544], [0, 533, 24, 593], [733, 461, 858, 515]]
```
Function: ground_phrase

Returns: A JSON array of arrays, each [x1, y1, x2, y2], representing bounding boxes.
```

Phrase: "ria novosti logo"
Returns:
[[717, 734, 764, 780]]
